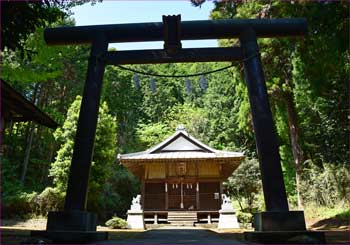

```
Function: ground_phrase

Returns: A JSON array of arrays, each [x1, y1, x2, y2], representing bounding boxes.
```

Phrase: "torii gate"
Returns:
[[33, 16, 324, 243]]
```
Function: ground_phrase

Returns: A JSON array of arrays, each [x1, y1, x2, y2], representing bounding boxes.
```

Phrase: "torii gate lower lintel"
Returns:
[[35, 15, 325, 243]]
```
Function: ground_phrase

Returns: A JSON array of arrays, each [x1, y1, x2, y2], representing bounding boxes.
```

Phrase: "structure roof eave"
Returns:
[[1, 80, 59, 129], [119, 152, 244, 161], [118, 128, 244, 162]]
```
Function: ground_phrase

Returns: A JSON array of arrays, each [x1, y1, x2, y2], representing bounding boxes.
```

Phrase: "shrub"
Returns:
[[2, 191, 38, 218], [36, 187, 65, 215], [1, 187, 65, 218], [301, 162, 350, 207], [237, 211, 253, 225], [225, 158, 262, 213], [105, 216, 128, 229]]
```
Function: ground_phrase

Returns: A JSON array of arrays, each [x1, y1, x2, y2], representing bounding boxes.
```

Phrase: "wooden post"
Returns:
[[165, 182, 168, 210], [141, 182, 145, 209], [219, 182, 223, 196], [196, 182, 200, 210], [44, 33, 109, 234], [180, 182, 184, 209], [64, 33, 108, 211], [239, 28, 289, 212], [207, 213, 211, 224], [154, 213, 158, 225]]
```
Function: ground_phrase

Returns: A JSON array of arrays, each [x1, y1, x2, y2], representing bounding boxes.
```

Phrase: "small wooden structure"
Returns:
[[119, 127, 244, 223]]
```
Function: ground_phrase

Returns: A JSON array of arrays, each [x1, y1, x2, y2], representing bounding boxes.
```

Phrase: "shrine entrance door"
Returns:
[[167, 182, 197, 210]]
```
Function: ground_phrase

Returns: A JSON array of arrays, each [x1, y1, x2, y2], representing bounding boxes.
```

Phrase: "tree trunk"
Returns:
[[20, 123, 35, 185], [20, 83, 42, 185], [284, 91, 304, 209], [42, 141, 56, 184]]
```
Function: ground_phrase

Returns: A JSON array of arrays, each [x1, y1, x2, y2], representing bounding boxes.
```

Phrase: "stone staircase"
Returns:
[[167, 211, 198, 226]]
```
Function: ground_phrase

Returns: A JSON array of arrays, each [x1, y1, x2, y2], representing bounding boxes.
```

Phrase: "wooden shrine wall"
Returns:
[[144, 161, 221, 180], [143, 181, 221, 211], [144, 182, 165, 210], [199, 182, 221, 210]]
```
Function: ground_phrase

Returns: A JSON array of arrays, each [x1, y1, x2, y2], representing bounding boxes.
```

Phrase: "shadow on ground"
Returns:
[[310, 210, 350, 230], [96, 228, 246, 244]]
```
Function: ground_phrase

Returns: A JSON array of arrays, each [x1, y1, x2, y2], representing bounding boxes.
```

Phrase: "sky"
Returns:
[[71, 0, 218, 50]]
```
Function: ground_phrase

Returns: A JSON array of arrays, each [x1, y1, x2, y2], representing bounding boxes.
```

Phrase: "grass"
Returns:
[[334, 209, 350, 220], [304, 204, 350, 222], [302, 204, 350, 231]]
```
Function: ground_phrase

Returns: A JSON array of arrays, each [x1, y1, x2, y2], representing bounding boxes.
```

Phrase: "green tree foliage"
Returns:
[[201, 64, 255, 152], [137, 64, 185, 122], [135, 102, 211, 150], [0, 0, 101, 51], [301, 161, 350, 207], [1, 21, 89, 197], [49, 97, 81, 191], [225, 158, 263, 213], [224, 158, 263, 225], [103, 66, 143, 153], [0, 1, 64, 51], [136, 122, 173, 149], [103, 165, 140, 219], [49, 96, 117, 212]]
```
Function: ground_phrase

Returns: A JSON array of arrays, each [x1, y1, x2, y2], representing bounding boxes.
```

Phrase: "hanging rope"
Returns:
[[115, 63, 235, 78], [114, 52, 259, 78]]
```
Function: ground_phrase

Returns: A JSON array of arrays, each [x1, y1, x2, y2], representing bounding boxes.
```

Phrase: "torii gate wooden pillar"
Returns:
[[33, 15, 324, 243]]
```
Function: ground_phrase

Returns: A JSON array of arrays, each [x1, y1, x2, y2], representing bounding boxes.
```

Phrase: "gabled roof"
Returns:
[[1, 80, 58, 129], [119, 127, 244, 161], [149, 128, 215, 153]]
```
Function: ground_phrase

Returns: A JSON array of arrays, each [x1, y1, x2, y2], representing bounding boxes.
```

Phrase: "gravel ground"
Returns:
[[1, 218, 47, 230]]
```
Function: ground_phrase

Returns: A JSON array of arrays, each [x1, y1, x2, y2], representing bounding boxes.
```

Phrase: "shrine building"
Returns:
[[119, 126, 244, 224]]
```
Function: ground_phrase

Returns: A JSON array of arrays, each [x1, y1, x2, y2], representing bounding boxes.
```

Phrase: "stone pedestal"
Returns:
[[253, 211, 306, 231], [244, 211, 325, 244], [127, 210, 145, 229], [47, 211, 97, 231], [218, 209, 240, 229], [127, 194, 145, 229], [218, 194, 240, 229], [30, 211, 108, 243]]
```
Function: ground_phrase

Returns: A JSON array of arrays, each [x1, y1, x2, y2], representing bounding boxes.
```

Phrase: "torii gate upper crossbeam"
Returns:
[[104, 47, 242, 65], [44, 18, 307, 45]]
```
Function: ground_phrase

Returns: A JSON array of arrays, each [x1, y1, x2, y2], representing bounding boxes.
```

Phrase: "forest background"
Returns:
[[1, 0, 349, 225]]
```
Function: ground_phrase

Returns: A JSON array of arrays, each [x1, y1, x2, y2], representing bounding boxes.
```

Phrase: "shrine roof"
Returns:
[[119, 127, 244, 162]]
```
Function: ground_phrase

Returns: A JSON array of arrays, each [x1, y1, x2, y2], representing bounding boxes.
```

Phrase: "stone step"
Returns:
[[168, 213, 197, 217], [168, 215, 197, 217], [168, 216, 197, 219], [168, 213, 197, 216], [168, 217, 197, 222], [169, 222, 195, 226], [167, 212, 198, 226]]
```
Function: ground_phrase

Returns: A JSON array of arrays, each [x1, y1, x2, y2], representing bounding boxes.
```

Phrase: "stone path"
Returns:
[[96, 227, 250, 244]]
